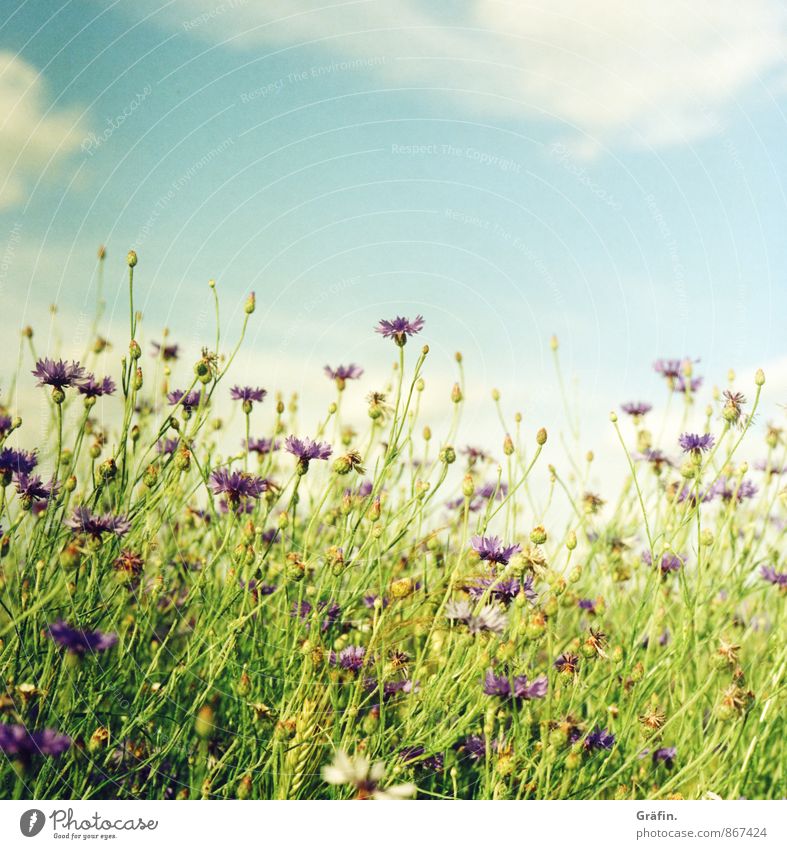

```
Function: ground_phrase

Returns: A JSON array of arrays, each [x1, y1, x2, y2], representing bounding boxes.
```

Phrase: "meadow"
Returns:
[[0, 249, 784, 800]]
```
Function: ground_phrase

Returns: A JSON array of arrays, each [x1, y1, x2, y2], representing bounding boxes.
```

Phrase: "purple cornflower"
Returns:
[[458, 734, 497, 761], [32, 358, 86, 391], [292, 599, 341, 631], [0, 724, 71, 758], [230, 386, 267, 411], [477, 481, 507, 500], [14, 473, 56, 506], [584, 727, 616, 752], [675, 374, 703, 393], [621, 401, 652, 418], [157, 437, 180, 455], [642, 550, 684, 575], [330, 645, 367, 672], [65, 507, 131, 538], [324, 364, 364, 389], [0, 448, 37, 483], [167, 389, 202, 413], [78, 374, 116, 398], [151, 341, 180, 360], [711, 476, 757, 503], [375, 315, 425, 346], [285, 435, 332, 474], [0, 414, 12, 437], [679, 432, 714, 454], [209, 468, 267, 503], [483, 670, 547, 701], [653, 358, 684, 379], [462, 445, 492, 465], [513, 674, 548, 700], [398, 747, 444, 772], [471, 535, 521, 566], [760, 566, 787, 589], [465, 575, 530, 607], [578, 598, 597, 614], [246, 437, 279, 455], [48, 620, 117, 654], [652, 746, 677, 768]]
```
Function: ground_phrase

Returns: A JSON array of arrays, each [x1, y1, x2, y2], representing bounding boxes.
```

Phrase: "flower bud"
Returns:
[[536, 427, 547, 446], [439, 446, 456, 464], [127, 250, 138, 267], [451, 383, 463, 403], [530, 525, 547, 545], [244, 291, 256, 314], [566, 530, 577, 551], [503, 434, 514, 456], [755, 368, 765, 386]]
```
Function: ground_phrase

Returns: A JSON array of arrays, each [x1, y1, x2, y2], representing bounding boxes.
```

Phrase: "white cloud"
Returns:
[[146, 0, 786, 152], [0, 52, 87, 210]]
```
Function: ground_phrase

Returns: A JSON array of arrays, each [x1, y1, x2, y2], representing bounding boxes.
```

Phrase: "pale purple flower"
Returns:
[[375, 315, 425, 345], [167, 389, 202, 412], [760, 566, 787, 588], [32, 358, 86, 390], [246, 437, 279, 455], [78, 374, 116, 398], [230, 386, 267, 404], [0, 724, 71, 758], [621, 401, 652, 417], [679, 432, 714, 454], [330, 645, 367, 672], [209, 468, 267, 503], [471, 535, 521, 566], [48, 620, 117, 654], [15, 473, 57, 505], [66, 507, 131, 538], [324, 364, 364, 386], [151, 341, 180, 360], [445, 600, 508, 636]]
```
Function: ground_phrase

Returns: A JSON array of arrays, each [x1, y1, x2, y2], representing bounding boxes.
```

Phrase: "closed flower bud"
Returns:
[[530, 525, 547, 545], [503, 434, 514, 455], [244, 291, 256, 314], [550, 335, 558, 351], [536, 427, 547, 445], [175, 447, 191, 472], [755, 368, 765, 386], [98, 457, 117, 482], [423, 426, 431, 441], [237, 775, 253, 800], [143, 465, 158, 487], [127, 250, 138, 267], [566, 530, 577, 551], [700, 529, 714, 547], [194, 705, 215, 738], [439, 446, 456, 464], [462, 474, 475, 498], [451, 383, 463, 403], [130, 424, 140, 443], [390, 577, 415, 599], [64, 475, 77, 493], [129, 339, 141, 360], [236, 670, 252, 697]]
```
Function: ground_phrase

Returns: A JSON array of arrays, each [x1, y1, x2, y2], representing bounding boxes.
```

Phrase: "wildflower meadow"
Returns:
[[0, 249, 784, 801]]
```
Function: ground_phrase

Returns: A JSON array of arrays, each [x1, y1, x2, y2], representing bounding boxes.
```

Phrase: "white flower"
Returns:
[[322, 750, 416, 800]]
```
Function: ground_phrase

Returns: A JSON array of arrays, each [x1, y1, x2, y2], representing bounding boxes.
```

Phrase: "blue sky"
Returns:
[[1, 1, 786, 454]]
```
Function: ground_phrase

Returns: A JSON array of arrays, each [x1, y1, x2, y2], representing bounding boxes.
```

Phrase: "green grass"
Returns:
[[0, 253, 785, 800]]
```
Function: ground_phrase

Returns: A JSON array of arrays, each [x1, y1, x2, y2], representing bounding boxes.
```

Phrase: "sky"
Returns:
[[1, 0, 786, 466]]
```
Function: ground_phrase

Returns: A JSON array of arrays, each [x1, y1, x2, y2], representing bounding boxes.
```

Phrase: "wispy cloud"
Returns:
[[144, 0, 787, 153], [0, 52, 87, 210]]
